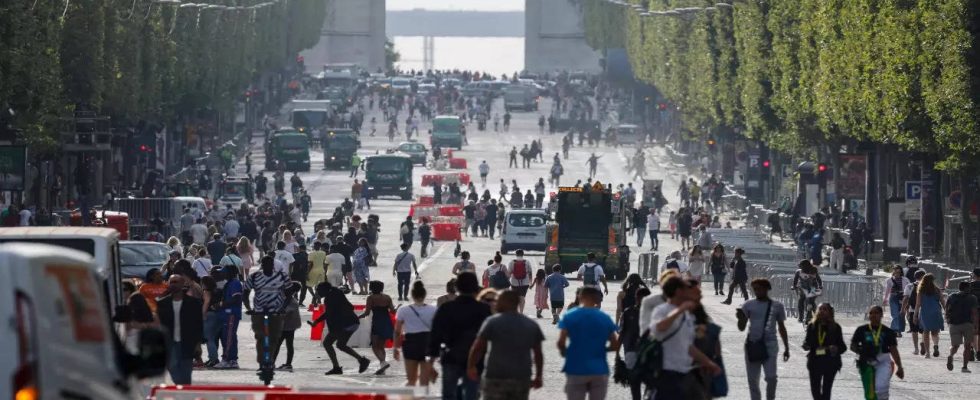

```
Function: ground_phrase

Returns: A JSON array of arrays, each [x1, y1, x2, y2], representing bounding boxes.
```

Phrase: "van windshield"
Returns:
[[368, 158, 409, 171], [0, 238, 96, 255], [508, 214, 546, 227], [433, 119, 460, 133]]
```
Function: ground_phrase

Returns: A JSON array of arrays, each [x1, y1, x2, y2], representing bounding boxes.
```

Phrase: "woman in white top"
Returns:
[[191, 247, 213, 278], [236, 237, 255, 278], [393, 281, 437, 387], [688, 245, 706, 281], [282, 230, 299, 253]]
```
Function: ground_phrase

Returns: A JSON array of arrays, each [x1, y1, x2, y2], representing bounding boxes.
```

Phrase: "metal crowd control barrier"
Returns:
[[638, 252, 659, 282]]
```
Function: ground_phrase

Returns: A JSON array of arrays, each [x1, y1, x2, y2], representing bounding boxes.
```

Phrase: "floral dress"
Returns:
[[352, 247, 371, 285]]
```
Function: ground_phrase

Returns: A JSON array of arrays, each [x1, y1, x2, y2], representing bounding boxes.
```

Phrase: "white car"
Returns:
[[500, 209, 549, 254]]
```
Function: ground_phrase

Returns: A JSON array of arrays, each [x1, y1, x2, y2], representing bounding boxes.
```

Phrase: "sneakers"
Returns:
[[963, 367, 972, 373], [325, 367, 343, 375], [948, 356, 955, 371], [204, 359, 220, 368], [934, 345, 940, 358], [358, 357, 371, 373], [277, 364, 293, 372], [536, 310, 543, 319], [212, 360, 239, 370], [375, 362, 390, 375], [721, 300, 732, 305]]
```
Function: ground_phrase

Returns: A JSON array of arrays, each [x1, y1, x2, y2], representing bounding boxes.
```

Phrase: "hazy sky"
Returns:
[[387, 0, 524, 11]]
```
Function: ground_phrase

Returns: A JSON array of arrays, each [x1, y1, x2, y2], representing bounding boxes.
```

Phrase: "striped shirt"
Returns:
[[246, 269, 288, 313]]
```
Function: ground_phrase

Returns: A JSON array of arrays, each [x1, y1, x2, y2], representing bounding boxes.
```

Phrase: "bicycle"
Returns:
[[248, 311, 282, 385]]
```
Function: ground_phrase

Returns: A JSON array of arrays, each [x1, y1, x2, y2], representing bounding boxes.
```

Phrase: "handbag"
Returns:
[[745, 300, 772, 363], [613, 354, 630, 387]]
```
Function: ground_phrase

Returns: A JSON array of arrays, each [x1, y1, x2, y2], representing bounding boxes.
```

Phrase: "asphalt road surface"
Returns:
[[193, 97, 979, 400]]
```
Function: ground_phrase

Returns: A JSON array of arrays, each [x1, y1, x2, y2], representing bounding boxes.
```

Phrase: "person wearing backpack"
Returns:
[[649, 276, 721, 399], [485, 253, 511, 291], [508, 249, 534, 313], [577, 252, 609, 296]]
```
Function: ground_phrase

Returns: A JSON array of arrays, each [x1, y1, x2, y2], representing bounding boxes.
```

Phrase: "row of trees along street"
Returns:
[[582, 0, 980, 264]]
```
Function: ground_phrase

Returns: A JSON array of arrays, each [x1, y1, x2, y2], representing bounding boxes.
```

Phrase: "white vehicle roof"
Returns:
[[617, 124, 640, 129], [506, 208, 547, 215]]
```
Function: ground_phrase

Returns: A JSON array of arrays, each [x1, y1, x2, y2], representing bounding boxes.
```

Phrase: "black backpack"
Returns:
[[490, 267, 511, 289], [630, 314, 685, 387], [666, 259, 680, 270]]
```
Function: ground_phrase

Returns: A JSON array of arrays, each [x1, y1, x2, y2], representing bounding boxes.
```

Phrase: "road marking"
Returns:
[[417, 242, 449, 274]]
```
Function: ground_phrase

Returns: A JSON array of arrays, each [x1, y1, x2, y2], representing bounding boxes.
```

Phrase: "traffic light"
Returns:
[[817, 163, 829, 186], [139, 144, 151, 152], [707, 137, 717, 153], [761, 159, 771, 176]]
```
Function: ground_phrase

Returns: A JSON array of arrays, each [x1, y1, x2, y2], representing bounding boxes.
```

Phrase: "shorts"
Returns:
[[513, 285, 529, 296], [550, 300, 564, 309], [401, 332, 430, 361], [949, 323, 975, 347], [907, 312, 922, 333]]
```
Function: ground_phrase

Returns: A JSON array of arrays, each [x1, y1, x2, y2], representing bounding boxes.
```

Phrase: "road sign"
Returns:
[[906, 181, 922, 200]]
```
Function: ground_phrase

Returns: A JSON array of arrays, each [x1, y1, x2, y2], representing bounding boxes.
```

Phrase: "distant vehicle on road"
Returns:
[[614, 124, 641, 146], [265, 128, 311, 172], [501, 209, 549, 254], [120, 240, 170, 280], [321, 128, 360, 170], [216, 176, 254, 207], [430, 115, 464, 150], [395, 140, 428, 165], [364, 154, 414, 200], [504, 84, 539, 112], [545, 183, 629, 279]]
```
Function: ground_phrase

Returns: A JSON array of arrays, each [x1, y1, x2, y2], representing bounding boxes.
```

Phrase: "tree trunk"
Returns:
[[959, 173, 977, 264]]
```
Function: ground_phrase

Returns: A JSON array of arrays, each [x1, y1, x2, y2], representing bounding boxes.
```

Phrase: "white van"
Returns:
[[500, 209, 549, 254], [0, 243, 165, 400], [0, 227, 123, 312]]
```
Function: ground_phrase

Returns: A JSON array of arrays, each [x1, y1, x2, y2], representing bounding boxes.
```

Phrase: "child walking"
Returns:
[[544, 264, 570, 324], [529, 269, 549, 318]]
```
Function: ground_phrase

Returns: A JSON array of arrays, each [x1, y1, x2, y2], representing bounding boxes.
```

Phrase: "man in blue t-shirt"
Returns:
[[544, 264, 570, 325], [557, 287, 620, 399], [213, 265, 243, 369]]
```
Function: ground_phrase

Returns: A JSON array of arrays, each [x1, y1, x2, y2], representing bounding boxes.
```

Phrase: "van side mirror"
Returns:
[[126, 327, 168, 378]]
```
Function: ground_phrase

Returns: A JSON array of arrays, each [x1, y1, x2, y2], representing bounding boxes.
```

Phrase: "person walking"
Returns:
[[722, 247, 750, 304], [418, 219, 432, 258], [882, 267, 911, 336], [352, 238, 372, 295], [393, 243, 419, 301], [212, 265, 243, 369], [273, 282, 302, 371], [851, 305, 905, 400], [157, 275, 204, 384], [914, 273, 946, 358], [508, 249, 533, 313], [650, 276, 722, 399], [557, 287, 620, 400], [427, 272, 492, 400], [619, 285, 651, 400], [529, 268, 549, 319], [944, 280, 977, 372], [309, 281, 371, 375], [736, 278, 791, 400], [901, 269, 927, 355], [358, 281, 397, 375], [688, 245, 706, 282], [647, 210, 661, 251], [792, 260, 823, 323], [245, 256, 289, 372], [544, 264, 570, 324], [466, 290, 545, 400], [479, 161, 490, 186], [509, 147, 519, 168], [577, 252, 609, 296], [803, 303, 846, 400], [709, 244, 727, 296], [632, 206, 648, 248], [394, 281, 437, 387], [350, 153, 362, 178]]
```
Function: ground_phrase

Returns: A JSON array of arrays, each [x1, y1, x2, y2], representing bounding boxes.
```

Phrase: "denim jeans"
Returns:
[[889, 294, 906, 333], [168, 341, 193, 384], [442, 362, 479, 400], [203, 311, 223, 362], [636, 228, 646, 247], [220, 313, 240, 362], [648, 230, 659, 250], [397, 271, 412, 299]]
